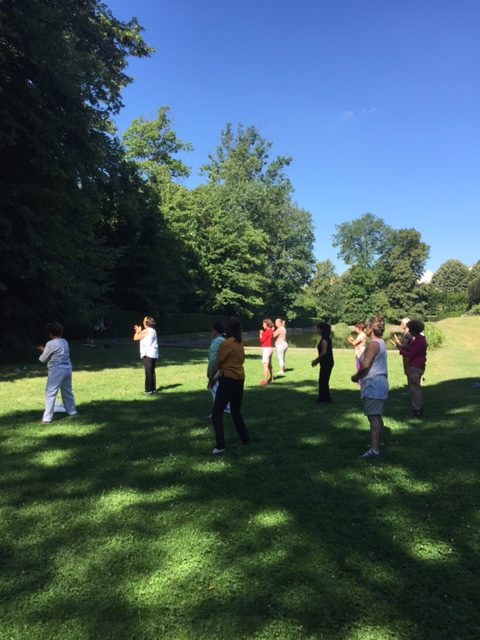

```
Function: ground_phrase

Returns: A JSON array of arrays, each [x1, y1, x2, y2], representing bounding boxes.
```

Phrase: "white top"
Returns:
[[140, 327, 159, 359], [274, 325, 287, 345], [354, 331, 367, 358], [360, 338, 389, 400], [39, 338, 72, 369]]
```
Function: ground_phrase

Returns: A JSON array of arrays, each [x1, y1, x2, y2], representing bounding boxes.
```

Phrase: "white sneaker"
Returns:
[[362, 447, 380, 459], [212, 448, 226, 456]]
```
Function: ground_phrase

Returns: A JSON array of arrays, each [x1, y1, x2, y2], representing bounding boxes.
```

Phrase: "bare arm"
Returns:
[[311, 338, 327, 366], [351, 341, 380, 382], [133, 325, 148, 341]]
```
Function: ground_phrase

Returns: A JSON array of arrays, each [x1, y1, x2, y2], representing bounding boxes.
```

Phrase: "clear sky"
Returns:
[[106, 0, 479, 275]]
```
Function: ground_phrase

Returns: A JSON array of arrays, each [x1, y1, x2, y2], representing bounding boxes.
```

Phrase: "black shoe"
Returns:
[[412, 409, 423, 417]]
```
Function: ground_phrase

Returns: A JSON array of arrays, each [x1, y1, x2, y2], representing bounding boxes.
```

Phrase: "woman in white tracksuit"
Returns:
[[273, 318, 288, 376], [38, 322, 77, 424]]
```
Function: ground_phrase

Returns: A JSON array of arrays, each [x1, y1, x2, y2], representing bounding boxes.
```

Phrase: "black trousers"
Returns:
[[212, 377, 249, 450], [142, 356, 157, 392], [318, 364, 333, 402]]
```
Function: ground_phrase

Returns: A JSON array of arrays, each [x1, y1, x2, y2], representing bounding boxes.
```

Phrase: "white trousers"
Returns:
[[43, 365, 77, 422], [276, 342, 289, 371]]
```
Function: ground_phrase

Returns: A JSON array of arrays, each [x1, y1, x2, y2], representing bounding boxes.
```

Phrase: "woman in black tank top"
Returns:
[[311, 322, 334, 403]]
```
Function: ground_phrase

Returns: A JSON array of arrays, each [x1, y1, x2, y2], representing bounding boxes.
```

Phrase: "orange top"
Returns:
[[218, 337, 245, 380]]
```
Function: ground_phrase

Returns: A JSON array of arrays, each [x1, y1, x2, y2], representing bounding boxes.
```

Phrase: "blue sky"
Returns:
[[106, 0, 479, 276]]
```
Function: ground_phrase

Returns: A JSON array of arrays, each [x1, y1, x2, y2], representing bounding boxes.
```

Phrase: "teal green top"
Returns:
[[207, 335, 225, 379]]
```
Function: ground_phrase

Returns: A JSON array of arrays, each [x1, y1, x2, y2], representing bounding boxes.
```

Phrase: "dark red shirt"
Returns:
[[399, 334, 427, 370]]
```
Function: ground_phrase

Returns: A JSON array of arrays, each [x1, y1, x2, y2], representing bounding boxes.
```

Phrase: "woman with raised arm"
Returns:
[[351, 316, 389, 459], [208, 317, 249, 455], [311, 322, 334, 404], [133, 316, 159, 394], [273, 318, 288, 376], [259, 318, 275, 385]]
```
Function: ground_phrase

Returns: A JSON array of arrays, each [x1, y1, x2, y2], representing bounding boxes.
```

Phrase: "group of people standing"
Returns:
[[350, 316, 427, 458], [36, 313, 427, 461]]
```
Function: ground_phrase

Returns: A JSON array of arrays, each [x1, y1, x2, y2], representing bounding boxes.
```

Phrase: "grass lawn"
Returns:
[[1, 317, 479, 639]]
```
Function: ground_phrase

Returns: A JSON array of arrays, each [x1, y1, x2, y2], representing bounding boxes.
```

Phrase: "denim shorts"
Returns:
[[362, 397, 386, 416]]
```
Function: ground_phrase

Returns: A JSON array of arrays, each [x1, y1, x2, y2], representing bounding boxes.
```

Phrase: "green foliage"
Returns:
[[123, 106, 192, 179], [465, 304, 480, 316], [327, 215, 431, 323], [0, 0, 151, 349], [431, 259, 470, 293], [332, 212, 391, 268], [332, 321, 351, 342], [424, 322, 445, 350], [468, 276, 480, 306]]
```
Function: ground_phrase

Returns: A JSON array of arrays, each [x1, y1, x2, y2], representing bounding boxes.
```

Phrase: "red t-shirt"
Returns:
[[260, 328, 274, 348]]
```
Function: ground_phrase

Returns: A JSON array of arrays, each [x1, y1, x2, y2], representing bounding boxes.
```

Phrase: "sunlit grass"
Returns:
[[0, 318, 479, 638]]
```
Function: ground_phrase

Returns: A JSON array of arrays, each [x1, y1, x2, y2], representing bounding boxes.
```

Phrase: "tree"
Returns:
[[468, 276, 480, 306], [0, 0, 151, 348], [375, 228, 430, 318], [332, 213, 391, 269], [190, 185, 268, 316], [332, 214, 430, 322], [295, 260, 343, 322], [123, 106, 192, 181], [431, 259, 471, 293], [201, 124, 314, 315]]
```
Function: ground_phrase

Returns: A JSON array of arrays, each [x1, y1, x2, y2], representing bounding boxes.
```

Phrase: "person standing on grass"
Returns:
[[208, 317, 249, 456], [394, 319, 427, 417], [133, 316, 158, 394], [207, 321, 230, 415], [311, 322, 334, 404], [273, 318, 288, 376], [351, 316, 389, 459], [259, 318, 275, 385], [37, 322, 78, 424], [347, 322, 367, 376], [397, 317, 413, 386]]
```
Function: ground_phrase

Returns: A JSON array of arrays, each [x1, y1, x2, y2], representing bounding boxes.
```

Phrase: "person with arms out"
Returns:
[[208, 317, 249, 455], [207, 322, 230, 415], [394, 319, 427, 417], [351, 316, 389, 459], [394, 317, 413, 386], [259, 318, 274, 385], [37, 322, 78, 424], [273, 318, 288, 376], [311, 322, 334, 404], [133, 316, 159, 394], [347, 322, 367, 376]]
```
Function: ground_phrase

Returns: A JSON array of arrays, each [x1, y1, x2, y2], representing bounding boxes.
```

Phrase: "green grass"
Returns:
[[1, 318, 480, 639]]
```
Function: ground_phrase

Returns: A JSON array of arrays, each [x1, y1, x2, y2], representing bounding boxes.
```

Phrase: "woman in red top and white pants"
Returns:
[[259, 318, 274, 385]]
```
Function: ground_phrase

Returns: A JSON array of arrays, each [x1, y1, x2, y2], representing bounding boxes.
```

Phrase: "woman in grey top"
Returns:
[[351, 316, 389, 459]]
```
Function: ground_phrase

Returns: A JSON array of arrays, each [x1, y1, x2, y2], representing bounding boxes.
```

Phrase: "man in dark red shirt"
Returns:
[[396, 319, 427, 417]]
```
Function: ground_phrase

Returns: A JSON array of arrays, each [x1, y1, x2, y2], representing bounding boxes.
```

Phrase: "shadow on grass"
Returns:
[[0, 346, 209, 383], [0, 378, 479, 638]]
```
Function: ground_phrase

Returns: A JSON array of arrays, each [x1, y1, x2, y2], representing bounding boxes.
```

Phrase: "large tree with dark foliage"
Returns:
[[0, 0, 151, 348]]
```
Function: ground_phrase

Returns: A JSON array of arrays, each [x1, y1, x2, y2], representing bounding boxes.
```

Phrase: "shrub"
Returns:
[[424, 322, 445, 350], [465, 304, 480, 316]]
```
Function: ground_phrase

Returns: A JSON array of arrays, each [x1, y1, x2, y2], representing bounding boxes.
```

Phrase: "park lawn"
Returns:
[[0, 318, 479, 640]]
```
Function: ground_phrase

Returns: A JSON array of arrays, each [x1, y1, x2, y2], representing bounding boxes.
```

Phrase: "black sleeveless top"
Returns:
[[317, 336, 334, 368]]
